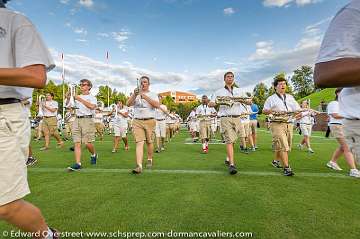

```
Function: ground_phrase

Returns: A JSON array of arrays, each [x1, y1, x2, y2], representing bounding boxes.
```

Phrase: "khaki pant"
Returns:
[[0, 103, 30, 206], [220, 117, 241, 144], [95, 122, 105, 135], [199, 120, 212, 140], [330, 124, 344, 138], [270, 122, 293, 152], [132, 119, 156, 143], [72, 118, 96, 143], [43, 116, 59, 136], [343, 119, 360, 164]]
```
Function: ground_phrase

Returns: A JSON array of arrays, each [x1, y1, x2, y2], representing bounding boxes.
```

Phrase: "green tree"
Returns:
[[291, 65, 315, 99], [252, 82, 268, 112]]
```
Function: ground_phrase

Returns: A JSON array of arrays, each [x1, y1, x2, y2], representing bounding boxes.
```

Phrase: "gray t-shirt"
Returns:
[[0, 8, 55, 99], [316, 1, 360, 119]]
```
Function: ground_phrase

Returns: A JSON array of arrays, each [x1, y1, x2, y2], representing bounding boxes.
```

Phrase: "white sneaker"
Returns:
[[326, 161, 343, 171], [297, 144, 303, 150], [349, 169, 360, 178], [308, 148, 314, 153]]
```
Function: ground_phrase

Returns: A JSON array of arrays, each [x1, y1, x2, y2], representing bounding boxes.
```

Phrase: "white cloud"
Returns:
[[111, 30, 131, 51], [75, 39, 88, 42], [60, 0, 70, 4], [223, 7, 235, 16], [249, 41, 274, 60], [97, 32, 110, 38], [263, 0, 321, 7], [79, 0, 93, 8], [74, 27, 88, 35]]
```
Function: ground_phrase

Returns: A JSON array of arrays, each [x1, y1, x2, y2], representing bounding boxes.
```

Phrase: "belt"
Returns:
[[156, 119, 166, 121], [329, 123, 342, 125], [77, 115, 93, 119], [220, 115, 240, 118], [135, 118, 154, 120], [44, 116, 56, 118], [344, 118, 360, 120], [0, 98, 21, 105]]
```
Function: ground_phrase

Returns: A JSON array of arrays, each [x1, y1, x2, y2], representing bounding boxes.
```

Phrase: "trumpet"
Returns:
[[37, 94, 45, 117], [110, 103, 118, 117], [215, 96, 252, 106], [66, 84, 77, 109]]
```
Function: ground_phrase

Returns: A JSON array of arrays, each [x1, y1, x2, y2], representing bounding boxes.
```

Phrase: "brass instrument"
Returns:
[[37, 95, 45, 117], [97, 101, 105, 111], [66, 84, 78, 109], [268, 110, 304, 122], [215, 96, 252, 106]]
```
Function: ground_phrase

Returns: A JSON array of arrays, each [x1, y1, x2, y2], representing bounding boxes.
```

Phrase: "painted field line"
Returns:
[[28, 168, 351, 179]]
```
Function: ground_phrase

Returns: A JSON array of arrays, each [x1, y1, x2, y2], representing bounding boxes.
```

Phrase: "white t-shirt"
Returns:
[[316, 1, 360, 119], [195, 104, 217, 117], [133, 91, 159, 119], [211, 87, 249, 116], [263, 93, 300, 122], [42, 100, 58, 117], [75, 95, 97, 117], [114, 106, 129, 126], [327, 101, 343, 125], [239, 104, 252, 123], [94, 113, 104, 124], [299, 111, 314, 125], [0, 8, 55, 99], [155, 105, 168, 120], [187, 111, 197, 122]]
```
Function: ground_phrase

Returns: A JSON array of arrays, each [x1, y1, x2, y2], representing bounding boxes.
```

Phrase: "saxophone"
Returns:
[[215, 96, 252, 106]]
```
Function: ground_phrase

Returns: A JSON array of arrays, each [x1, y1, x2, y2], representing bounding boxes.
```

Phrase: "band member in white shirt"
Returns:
[[196, 95, 217, 153], [263, 77, 301, 176], [325, 89, 359, 177], [127, 76, 160, 174], [314, 0, 360, 177], [209, 72, 249, 175], [38, 92, 64, 151], [0, 0, 59, 237], [187, 109, 199, 142], [110, 101, 129, 152], [94, 108, 105, 141], [66, 79, 98, 171], [155, 102, 169, 153], [297, 100, 317, 153]]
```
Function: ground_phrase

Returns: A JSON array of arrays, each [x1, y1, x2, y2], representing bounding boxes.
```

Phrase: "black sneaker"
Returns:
[[271, 160, 282, 168], [90, 154, 98, 165], [240, 148, 249, 154], [50, 228, 60, 239], [67, 163, 81, 172], [69, 146, 74, 151], [283, 167, 294, 176], [229, 165, 237, 175], [26, 157, 38, 166], [155, 149, 160, 153], [224, 160, 230, 166]]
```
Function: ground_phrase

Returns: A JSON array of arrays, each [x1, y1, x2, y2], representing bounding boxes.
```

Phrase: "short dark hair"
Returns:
[[80, 79, 92, 89], [335, 88, 342, 100], [273, 76, 287, 87], [224, 72, 234, 80], [46, 92, 54, 98], [140, 76, 150, 84]]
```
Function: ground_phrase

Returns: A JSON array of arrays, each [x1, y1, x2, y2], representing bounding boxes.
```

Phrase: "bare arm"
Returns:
[[0, 65, 46, 88], [330, 113, 344, 120], [43, 104, 57, 113], [314, 58, 360, 87], [127, 93, 137, 106]]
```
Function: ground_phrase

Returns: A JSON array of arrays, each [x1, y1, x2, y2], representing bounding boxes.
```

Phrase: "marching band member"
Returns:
[[94, 108, 105, 141], [155, 102, 169, 153], [195, 95, 217, 153], [66, 79, 98, 171], [209, 71, 249, 175], [263, 76, 301, 176], [110, 101, 129, 152], [38, 92, 64, 151], [127, 76, 159, 174], [297, 100, 317, 153], [249, 100, 259, 149]]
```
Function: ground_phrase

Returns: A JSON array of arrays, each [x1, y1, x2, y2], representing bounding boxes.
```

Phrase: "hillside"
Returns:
[[298, 88, 336, 110]]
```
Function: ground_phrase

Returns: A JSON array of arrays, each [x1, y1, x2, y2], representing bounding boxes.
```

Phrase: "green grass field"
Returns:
[[1, 129, 359, 239]]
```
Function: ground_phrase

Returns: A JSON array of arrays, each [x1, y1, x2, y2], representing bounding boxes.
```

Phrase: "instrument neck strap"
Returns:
[[275, 93, 288, 111], [224, 86, 234, 96]]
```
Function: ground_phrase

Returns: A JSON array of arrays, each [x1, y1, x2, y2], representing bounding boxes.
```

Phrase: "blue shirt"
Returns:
[[250, 104, 259, 120]]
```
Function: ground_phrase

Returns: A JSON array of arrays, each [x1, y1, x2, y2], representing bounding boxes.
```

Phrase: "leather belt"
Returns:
[[77, 115, 93, 119], [220, 115, 240, 118], [329, 123, 342, 125], [156, 119, 166, 121], [44, 116, 56, 118], [0, 98, 21, 105], [135, 118, 154, 120]]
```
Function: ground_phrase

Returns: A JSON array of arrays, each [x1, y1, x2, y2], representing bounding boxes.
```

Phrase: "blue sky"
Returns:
[[7, 0, 350, 96]]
